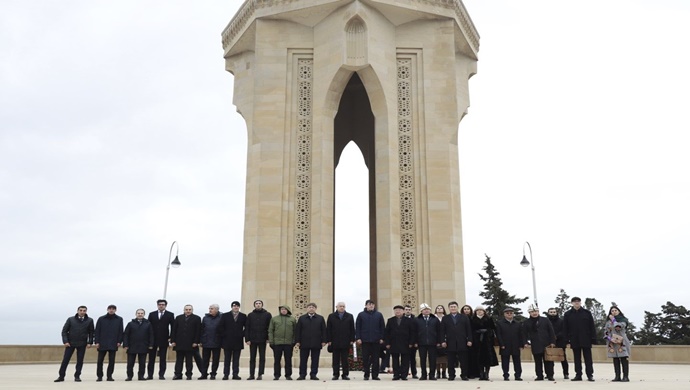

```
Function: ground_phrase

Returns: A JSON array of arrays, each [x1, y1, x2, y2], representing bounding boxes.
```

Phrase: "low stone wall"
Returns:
[[1, 345, 688, 365]]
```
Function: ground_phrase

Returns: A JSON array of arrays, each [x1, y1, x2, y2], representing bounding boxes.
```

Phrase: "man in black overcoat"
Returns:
[[495, 307, 524, 381], [440, 301, 472, 381], [94, 304, 124, 381], [296, 302, 327, 380], [55, 305, 94, 382], [218, 300, 246, 380], [562, 296, 597, 381], [385, 305, 416, 380], [326, 301, 355, 380], [123, 309, 154, 381], [245, 299, 272, 380], [170, 304, 202, 380], [414, 303, 442, 380], [147, 299, 175, 380], [523, 304, 556, 381], [403, 305, 419, 378]]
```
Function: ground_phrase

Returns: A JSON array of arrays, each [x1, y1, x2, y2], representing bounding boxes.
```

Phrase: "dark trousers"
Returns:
[[174, 350, 194, 378], [559, 347, 569, 376], [572, 347, 594, 378], [147, 345, 168, 377], [58, 345, 86, 378], [532, 352, 554, 379], [193, 347, 203, 373], [390, 352, 410, 379], [500, 351, 522, 379], [96, 349, 117, 379], [361, 342, 380, 378], [447, 350, 469, 379], [418, 345, 437, 378], [222, 348, 241, 377], [272, 344, 293, 378], [331, 347, 349, 377], [409, 347, 417, 376], [249, 342, 267, 376], [299, 347, 321, 378], [201, 347, 221, 376], [126, 353, 147, 379]]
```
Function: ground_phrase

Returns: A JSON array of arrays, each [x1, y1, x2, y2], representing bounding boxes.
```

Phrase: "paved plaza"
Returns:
[[1, 363, 688, 390]]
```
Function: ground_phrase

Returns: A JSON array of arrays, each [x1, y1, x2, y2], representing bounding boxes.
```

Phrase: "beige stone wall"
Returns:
[[2, 345, 689, 365]]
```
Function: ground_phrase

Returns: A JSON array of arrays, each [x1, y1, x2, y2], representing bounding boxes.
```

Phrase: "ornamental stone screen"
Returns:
[[222, 0, 479, 317]]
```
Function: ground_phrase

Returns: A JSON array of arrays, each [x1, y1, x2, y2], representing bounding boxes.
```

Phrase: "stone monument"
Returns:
[[222, 0, 479, 316]]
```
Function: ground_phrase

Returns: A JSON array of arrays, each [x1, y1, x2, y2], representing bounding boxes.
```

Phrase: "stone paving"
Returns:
[[1, 363, 688, 390]]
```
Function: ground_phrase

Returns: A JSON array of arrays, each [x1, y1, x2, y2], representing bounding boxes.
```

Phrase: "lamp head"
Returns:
[[171, 256, 181, 268], [520, 255, 530, 267]]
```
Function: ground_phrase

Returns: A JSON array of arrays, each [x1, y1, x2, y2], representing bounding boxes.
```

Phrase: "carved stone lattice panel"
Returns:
[[293, 58, 313, 316], [397, 57, 418, 309]]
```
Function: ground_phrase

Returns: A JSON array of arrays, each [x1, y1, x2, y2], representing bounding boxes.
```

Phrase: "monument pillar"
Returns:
[[222, 0, 479, 316]]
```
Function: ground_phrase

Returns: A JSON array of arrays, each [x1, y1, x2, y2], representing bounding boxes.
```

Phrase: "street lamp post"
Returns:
[[520, 241, 538, 308], [163, 241, 181, 299]]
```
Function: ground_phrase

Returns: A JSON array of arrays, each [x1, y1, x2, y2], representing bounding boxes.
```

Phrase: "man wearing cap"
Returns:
[[440, 301, 473, 381], [563, 297, 596, 382], [414, 303, 442, 380], [326, 302, 355, 380], [218, 301, 246, 380], [523, 304, 556, 381], [268, 304, 296, 380], [147, 299, 174, 380], [245, 299, 272, 380], [296, 303, 327, 380], [94, 304, 124, 381], [495, 307, 524, 381], [385, 305, 416, 380], [356, 299, 385, 380]]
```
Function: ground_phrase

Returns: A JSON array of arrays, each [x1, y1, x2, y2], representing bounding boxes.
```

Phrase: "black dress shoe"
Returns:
[[198, 375, 208, 380], [332, 376, 339, 380], [571, 376, 582, 381], [515, 377, 523, 381], [247, 376, 255, 380], [297, 376, 306, 380], [363, 376, 369, 381], [138, 377, 146, 381], [74, 377, 81, 382], [587, 376, 595, 382], [310, 376, 319, 380], [96, 377, 102, 382], [125, 378, 133, 381], [342, 376, 350, 380], [504, 377, 510, 381], [172, 376, 183, 380], [222, 376, 229, 380], [285, 376, 292, 380], [547, 376, 555, 381], [535, 377, 544, 381], [461, 376, 469, 381], [564, 374, 569, 379], [419, 376, 427, 380], [232, 375, 241, 380], [186, 376, 192, 380], [257, 375, 262, 380], [146, 376, 153, 380], [107, 377, 114, 381], [372, 377, 380, 380], [274, 377, 280, 380], [393, 376, 400, 381], [210, 375, 216, 380], [429, 377, 437, 381], [158, 376, 165, 380], [54, 377, 65, 382], [412, 375, 418, 379]]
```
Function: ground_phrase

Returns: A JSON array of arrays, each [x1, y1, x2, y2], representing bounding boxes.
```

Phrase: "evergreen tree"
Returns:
[[633, 301, 689, 345], [635, 310, 662, 345], [552, 289, 572, 315], [478, 254, 529, 322], [584, 297, 607, 344]]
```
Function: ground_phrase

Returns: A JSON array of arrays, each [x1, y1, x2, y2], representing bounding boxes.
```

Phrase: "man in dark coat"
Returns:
[[326, 301, 355, 380], [55, 305, 94, 382], [218, 301, 246, 380], [198, 303, 222, 380], [94, 304, 124, 381], [355, 299, 385, 380], [440, 301, 472, 381], [170, 304, 202, 380], [547, 307, 570, 379], [523, 304, 556, 381], [385, 305, 416, 380], [414, 303, 442, 380], [563, 296, 597, 381], [245, 299, 272, 380], [123, 309, 154, 381], [147, 299, 175, 380], [296, 302, 327, 380], [403, 305, 419, 378], [495, 307, 524, 381]]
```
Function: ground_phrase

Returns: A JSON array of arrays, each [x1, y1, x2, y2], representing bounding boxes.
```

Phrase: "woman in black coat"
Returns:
[[123, 309, 154, 381], [470, 306, 498, 380]]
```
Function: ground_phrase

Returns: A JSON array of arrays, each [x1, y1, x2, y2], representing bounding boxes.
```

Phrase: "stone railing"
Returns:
[[2, 345, 688, 365], [221, 0, 480, 54]]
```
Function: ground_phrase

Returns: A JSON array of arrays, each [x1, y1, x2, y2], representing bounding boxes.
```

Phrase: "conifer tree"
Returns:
[[552, 289, 572, 315], [478, 254, 529, 322]]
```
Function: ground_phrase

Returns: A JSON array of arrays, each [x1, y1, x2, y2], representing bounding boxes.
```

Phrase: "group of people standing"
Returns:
[[55, 296, 632, 383]]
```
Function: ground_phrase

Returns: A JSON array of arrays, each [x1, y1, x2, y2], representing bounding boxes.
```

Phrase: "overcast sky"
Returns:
[[1, 1, 688, 344]]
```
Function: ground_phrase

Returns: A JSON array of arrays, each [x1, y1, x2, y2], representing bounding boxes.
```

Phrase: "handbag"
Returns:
[[544, 346, 565, 362]]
